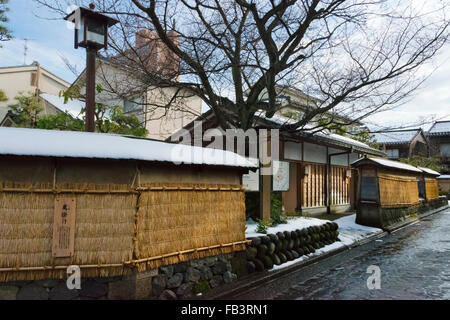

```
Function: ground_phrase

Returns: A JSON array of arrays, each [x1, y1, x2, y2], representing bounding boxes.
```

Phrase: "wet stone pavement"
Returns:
[[235, 208, 450, 300]]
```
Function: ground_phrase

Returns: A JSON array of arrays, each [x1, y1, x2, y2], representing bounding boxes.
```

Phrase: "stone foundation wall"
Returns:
[[244, 222, 340, 274], [0, 254, 239, 300], [380, 204, 421, 228], [152, 254, 237, 300], [358, 196, 449, 229], [417, 196, 448, 214]]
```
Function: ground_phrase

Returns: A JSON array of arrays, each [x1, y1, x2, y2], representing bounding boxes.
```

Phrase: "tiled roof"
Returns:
[[372, 129, 421, 145], [257, 112, 385, 156], [352, 157, 423, 173], [40, 93, 84, 118], [428, 121, 450, 136]]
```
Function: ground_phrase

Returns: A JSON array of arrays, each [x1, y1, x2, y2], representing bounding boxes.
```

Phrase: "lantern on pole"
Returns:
[[65, 4, 118, 132]]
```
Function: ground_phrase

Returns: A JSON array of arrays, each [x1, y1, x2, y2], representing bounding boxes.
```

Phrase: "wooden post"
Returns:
[[259, 131, 272, 221], [85, 47, 97, 132]]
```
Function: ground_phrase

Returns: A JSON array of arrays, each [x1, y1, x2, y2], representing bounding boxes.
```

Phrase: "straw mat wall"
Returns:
[[0, 180, 247, 281], [425, 178, 439, 201], [133, 184, 247, 271], [0, 182, 136, 282], [378, 173, 419, 208]]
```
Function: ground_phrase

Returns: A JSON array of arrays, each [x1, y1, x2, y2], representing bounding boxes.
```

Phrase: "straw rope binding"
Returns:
[[425, 178, 439, 201], [0, 182, 247, 281], [378, 173, 420, 208]]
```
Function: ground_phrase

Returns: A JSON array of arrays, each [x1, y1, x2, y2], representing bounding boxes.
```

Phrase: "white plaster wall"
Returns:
[[284, 141, 302, 161], [303, 142, 327, 164], [329, 147, 349, 166]]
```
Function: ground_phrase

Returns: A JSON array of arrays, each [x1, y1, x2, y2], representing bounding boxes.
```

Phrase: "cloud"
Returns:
[[365, 43, 450, 129]]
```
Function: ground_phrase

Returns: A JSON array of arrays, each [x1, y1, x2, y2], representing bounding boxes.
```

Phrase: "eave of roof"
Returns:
[[373, 129, 422, 145], [427, 121, 450, 136], [0, 63, 70, 88], [171, 110, 384, 157], [0, 127, 257, 169], [351, 157, 423, 173], [418, 167, 440, 176]]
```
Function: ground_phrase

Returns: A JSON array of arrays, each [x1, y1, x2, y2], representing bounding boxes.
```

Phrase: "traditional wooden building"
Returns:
[[0, 127, 255, 282], [437, 175, 450, 195], [169, 111, 384, 219], [351, 157, 444, 228], [372, 128, 429, 160], [427, 120, 450, 174], [417, 167, 441, 201]]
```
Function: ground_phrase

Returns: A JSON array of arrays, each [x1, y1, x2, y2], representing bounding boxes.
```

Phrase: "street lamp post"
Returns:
[[64, 4, 118, 132]]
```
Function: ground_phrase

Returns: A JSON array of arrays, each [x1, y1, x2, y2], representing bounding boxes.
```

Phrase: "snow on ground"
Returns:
[[334, 214, 383, 246], [245, 214, 384, 272], [245, 216, 328, 238]]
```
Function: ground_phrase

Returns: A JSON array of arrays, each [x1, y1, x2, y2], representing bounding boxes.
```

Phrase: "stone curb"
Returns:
[[204, 205, 449, 300], [204, 231, 387, 300], [385, 204, 449, 233]]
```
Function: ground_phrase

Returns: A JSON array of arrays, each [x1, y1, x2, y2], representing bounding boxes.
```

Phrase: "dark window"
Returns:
[[360, 176, 378, 202], [418, 180, 425, 199], [124, 95, 143, 113]]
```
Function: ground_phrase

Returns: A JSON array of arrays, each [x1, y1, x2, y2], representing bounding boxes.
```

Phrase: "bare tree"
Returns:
[[35, 0, 450, 132]]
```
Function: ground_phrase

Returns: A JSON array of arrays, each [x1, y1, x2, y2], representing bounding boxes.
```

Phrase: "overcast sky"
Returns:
[[1, 0, 449, 131]]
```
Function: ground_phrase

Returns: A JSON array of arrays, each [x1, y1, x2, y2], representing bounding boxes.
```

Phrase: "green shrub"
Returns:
[[256, 219, 270, 234], [194, 281, 211, 294], [271, 193, 288, 225]]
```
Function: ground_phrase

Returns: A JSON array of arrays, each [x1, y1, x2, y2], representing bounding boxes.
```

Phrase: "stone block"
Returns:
[[173, 262, 188, 273], [0, 286, 19, 300], [108, 277, 137, 300], [223, 271, 233, 284], [212, 261, 228, 275], [167, 273, 183, 289], [176, 283, 193, 298], [198, 265, 213, 281], [159, 289, 177, 300], [151, 274, 167, 297], [185, 267, 201, 283], [159, 266, 174, 278], [49, 282, 80, 300], [209, 275, 223, 288], [79, 280, 108, 299], [17, 284, 49, 300]]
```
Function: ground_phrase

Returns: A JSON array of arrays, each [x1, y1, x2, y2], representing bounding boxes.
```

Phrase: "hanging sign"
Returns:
[[52, 197, 77, 258], [243, 169, 260, 191], [273, 160, 290, 191]]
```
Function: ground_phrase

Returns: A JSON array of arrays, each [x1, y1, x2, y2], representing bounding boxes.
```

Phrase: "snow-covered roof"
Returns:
[[351, 157, 422, 173], [428, 121, 450, 136], [418, 167, 440, 176], [256, 111, 385, 156], [0, 127, 257, 168], [40, 93, 84, 118], [372, 129, 420, 145], [437, 175, 450, 179]]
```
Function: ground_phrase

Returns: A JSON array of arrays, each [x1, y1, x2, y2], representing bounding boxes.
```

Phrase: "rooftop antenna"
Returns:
[[22, 38, 35, 65]]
